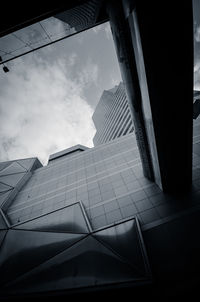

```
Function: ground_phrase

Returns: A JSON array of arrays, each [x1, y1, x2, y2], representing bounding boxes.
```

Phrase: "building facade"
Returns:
[[1, 124, 200, 298], [0, 133, 152, 298], [92, 82, 134, 146]]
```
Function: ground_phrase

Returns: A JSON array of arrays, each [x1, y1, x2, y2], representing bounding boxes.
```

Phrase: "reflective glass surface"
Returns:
[[15, 203, 89, 233], [0, 218, 151, 297], [0, 229, 86, 286], [2, 236, 137, 295], [0, 18, 74, 63], [0, 0, 102, 64], [94, 220, 146, 275]]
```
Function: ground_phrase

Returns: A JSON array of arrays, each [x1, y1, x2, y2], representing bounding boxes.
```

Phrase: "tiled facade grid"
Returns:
[[6, 133, 161, 226], [3, 114, 200, 231]]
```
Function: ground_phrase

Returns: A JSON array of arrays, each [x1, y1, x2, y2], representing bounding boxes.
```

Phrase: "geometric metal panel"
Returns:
[[0, 162, 12, 173], [0, 159, 35, 215], [0, 229, 86, 286], [0, 213, 7, 230], [0, 182, 13, 193], [16, 158, 35, 171], [93, 219, 148, 275], [0, 173, 26, 188], [0, 162, 27, 176], [1, 236, 137, 295], [14, 203, 90, 234], [0, 217, 151, 298], [0, 231, 7, 248], [0, 191, 11, 208], [55, 0, 101, 32]]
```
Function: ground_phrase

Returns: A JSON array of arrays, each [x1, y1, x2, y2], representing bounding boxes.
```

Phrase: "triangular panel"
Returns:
[[17, 159, 35, 171], [3, 235, 139, 295], [0, 162, 27, 176], [15, 203, 89, 233], [0, 230, 7, 247], [0, 182, 13, 193], [94, 219, 147, 275], [0, 162, 12, 172], [0, 229, 86, 286], [0, 173, 26, 188], [0, 213, 7, 229], [0, 191, 11, 207]]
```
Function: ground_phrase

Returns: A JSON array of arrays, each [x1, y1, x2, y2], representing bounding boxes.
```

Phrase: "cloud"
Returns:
[[194, 60, 200, 90], [194, 24, 200, 42], [67, 53, 78, 66], [0, 53, 96, 165], [92, 23, 106, 34], [109, 75, 120, 88], [77, 59, 99, 87], [92, 26, 102, 34], [104, 23, 112, 40]]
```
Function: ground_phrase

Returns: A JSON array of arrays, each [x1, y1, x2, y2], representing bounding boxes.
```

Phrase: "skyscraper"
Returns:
[[92, 82, 134, 146]]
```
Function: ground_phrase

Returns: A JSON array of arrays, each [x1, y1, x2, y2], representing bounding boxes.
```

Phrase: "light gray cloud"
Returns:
[[92, 25, 102, 34], [194, 60, 200, 90], [78, 59, 99, 87], [67, 53, 78, 66], [105, 23, 112, 40], [194, 24, 200, 42], [0, 54, 96, 165]]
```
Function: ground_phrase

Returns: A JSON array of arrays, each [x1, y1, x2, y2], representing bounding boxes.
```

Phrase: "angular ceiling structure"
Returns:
[[0, 216, 151, 298], [0, 158, 42, 210]]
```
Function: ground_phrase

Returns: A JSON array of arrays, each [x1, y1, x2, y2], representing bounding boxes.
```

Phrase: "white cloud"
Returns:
[[105, 23, 112, 40], [77, 59, 99, 87], [92, 24, 103, 34], [110, 75, 120, 88], [67, 53, 78, 66], [0, 54, 96, 165], [194, 24, 200, 42], [194, 60, 200, 90]]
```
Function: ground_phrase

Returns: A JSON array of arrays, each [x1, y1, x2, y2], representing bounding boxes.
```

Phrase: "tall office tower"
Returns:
[[92, 82, 134, 146]]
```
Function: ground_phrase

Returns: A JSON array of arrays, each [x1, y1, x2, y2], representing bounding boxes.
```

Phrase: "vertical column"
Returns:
[[107, 0, 155, 182], [122, 0, 193, 193]]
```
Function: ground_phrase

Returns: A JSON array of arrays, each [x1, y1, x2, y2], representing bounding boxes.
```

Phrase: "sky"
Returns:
[[0, 21, 121, 165], [0, 1, 200, 166]]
